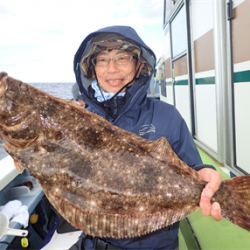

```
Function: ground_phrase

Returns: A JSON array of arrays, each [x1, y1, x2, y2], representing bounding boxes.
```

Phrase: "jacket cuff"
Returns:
[[193, 164, 216, 171]]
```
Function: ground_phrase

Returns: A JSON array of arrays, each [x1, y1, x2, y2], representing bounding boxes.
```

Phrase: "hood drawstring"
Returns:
[[93, 62, 142, 121]]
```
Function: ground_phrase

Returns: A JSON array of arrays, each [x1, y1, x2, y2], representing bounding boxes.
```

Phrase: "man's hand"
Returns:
[[13, 159, 24, 173], [198, 168, 223, 221]]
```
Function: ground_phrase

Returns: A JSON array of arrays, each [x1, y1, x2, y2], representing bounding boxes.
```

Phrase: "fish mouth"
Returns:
[[1, 133, 39, 149], [0, 118, 40, 149]]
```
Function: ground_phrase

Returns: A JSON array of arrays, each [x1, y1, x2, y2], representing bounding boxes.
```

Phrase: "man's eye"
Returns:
[[97, 58, 107, 62], [117, 56, 130, 63], [118, 56, 126, 60]]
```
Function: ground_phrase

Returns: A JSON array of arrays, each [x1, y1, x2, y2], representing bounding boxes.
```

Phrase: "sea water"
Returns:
[[28, 82, 76, 101]]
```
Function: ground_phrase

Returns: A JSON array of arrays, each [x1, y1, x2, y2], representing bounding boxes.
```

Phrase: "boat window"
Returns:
[[164, 0, 173, 26], [171, 6, 187, 59]]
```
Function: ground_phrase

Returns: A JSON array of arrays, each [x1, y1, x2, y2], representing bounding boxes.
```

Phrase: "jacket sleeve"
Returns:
[[171, 118, 215, 171]]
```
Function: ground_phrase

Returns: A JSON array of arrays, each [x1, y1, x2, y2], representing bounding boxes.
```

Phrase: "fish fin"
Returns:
[[148, 137, 172, 156], [214, 175, 250, 232], [149, 137, 203, 180], [45, 188, 200, 238], [68, 100, 84, 108]]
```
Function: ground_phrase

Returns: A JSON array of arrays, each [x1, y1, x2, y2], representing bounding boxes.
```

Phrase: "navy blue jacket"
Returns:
[[74, 26, 204, 250]]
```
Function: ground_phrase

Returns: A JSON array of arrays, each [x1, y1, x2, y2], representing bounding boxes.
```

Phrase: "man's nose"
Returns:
[[107, 59, 119, 72]]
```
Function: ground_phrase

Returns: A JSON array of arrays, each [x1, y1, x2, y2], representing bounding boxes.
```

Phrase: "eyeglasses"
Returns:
[[92, 55, 136, 67]]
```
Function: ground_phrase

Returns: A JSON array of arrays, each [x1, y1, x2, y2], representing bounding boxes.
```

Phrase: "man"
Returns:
[[73, 26, 222, 250]]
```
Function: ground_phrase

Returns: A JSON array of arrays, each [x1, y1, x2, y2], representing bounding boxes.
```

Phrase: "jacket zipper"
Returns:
[[113, 85, 144, 124]]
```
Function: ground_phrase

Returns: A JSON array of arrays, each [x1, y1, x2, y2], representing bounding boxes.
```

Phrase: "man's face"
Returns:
[[94, 49, 144, 93]]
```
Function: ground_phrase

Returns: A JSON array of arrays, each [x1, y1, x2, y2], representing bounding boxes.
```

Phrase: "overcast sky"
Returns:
[[0, 0, 164, 83]]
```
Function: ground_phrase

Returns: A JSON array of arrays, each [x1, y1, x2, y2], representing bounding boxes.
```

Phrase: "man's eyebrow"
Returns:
[[97, 51, 109, 56], [115, 50, 131, 55], [97, 50, 132, 56]]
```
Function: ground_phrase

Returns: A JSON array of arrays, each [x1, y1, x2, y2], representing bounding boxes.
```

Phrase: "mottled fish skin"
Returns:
[[1, 72, 250, 238]]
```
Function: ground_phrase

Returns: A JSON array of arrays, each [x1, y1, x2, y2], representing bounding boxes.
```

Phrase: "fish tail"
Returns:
[[213, 175, 250, 232]]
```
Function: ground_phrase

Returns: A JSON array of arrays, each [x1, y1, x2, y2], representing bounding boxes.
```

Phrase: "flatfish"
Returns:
[[1, 72, 250, 238]]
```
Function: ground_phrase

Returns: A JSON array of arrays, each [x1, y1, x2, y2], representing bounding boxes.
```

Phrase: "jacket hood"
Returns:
[[73, 25, 156, 95]]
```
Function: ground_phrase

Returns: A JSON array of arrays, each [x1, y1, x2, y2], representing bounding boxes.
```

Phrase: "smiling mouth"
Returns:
[[107, 80, 122, 83]]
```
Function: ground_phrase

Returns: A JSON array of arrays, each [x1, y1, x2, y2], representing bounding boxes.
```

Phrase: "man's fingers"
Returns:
[[211, 202, 223, 221], [200, 191, 212, 216], [203, 187, 214, 199], [200, 196, 223, 221], [198, 168, 223, 221], [199, 168, 222, 194]]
